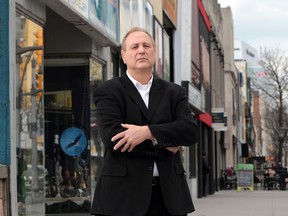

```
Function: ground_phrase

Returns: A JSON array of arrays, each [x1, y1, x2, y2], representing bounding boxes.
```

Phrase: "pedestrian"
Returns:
[[91, 27, 199, 216], [202, 151, 210, 196]]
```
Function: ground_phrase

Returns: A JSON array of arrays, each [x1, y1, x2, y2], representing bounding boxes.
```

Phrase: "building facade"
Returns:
[[1, 0, 218, 215], [0, 0, 254, 215]]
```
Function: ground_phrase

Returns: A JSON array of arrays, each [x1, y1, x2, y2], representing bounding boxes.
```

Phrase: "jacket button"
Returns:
[[148, 166, 153, 171]]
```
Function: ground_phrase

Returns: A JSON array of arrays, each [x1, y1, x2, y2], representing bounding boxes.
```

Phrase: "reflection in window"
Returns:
[[16, 12, 45, 215], [89, 58, 104, 198], [44, 64, 91, 214], [45, 90, 72, 109]]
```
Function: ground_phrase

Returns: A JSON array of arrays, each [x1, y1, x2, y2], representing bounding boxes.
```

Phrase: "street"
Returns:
[[189, 190, 288, 216]]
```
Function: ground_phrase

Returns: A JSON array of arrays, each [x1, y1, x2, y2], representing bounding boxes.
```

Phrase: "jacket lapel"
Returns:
[[121, 74, 148, 119], [148, 79, 163, 121]]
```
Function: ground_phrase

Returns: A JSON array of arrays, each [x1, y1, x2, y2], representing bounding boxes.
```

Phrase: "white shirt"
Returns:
[[127, 71, 159, 176]]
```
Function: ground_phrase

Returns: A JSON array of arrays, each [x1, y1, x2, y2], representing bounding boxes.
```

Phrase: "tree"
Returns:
[[262, 104, 288, 161], [251, 47, 288, 163]]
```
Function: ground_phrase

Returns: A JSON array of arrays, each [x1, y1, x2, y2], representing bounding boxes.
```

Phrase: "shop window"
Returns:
[[42, 57, 105, 214], [15, 12, 45, 215], [44, 64, 91, 214]]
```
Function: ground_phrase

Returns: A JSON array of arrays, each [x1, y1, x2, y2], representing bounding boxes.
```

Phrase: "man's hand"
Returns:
[[112, 124, 152, 152], [112, 124, 180, 154], [165, 146, 179, 154]]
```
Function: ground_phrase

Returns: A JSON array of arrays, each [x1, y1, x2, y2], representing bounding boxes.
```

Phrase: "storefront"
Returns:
[[13, 0, 161, 215], [14, 1, 119, 215]]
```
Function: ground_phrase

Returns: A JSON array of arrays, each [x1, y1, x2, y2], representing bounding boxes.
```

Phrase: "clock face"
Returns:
[[59, 127, 87, 156]]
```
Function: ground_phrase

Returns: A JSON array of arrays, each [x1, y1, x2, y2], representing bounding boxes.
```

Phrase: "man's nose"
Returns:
[[138, 45, 145, 53]]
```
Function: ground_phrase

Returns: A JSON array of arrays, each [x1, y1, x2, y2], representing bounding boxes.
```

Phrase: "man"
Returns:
[[202, 152, 210, 196], [91, 27, 199, 216]]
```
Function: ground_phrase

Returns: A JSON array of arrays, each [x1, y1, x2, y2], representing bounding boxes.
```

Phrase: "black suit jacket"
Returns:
[[91, 73, 199, 216]]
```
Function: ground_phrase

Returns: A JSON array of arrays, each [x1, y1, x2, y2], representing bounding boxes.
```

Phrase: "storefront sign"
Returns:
[[119, 0, 153, 43], [163, 0, 177, 27], [64, 0, 89, 19], [89, 0, 119, 41], [188, 83, 202, 112], [237, 163, 254, 192], [59, 0, 119, 42], [212, 108, 227, 131]]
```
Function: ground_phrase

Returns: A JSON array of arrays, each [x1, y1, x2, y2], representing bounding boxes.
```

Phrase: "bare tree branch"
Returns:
[[251, 47, 288, 162]]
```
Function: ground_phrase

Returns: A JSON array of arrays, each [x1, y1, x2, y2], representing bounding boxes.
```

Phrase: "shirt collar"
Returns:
[[126, 71, 153, 88]]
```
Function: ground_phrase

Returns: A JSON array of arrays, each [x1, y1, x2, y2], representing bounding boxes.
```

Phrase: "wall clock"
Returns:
[[59, 126, 87, 156]]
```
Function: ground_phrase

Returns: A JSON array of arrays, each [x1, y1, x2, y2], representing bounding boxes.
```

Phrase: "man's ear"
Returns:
[[121, 50, 126, 64]]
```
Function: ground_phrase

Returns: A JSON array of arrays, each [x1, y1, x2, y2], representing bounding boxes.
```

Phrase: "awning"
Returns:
[[198, 112, 212, 127], [40, 0, 119, 47]]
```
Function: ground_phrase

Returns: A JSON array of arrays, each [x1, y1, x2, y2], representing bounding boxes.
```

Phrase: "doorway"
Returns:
[[44, 58, 104, 214]]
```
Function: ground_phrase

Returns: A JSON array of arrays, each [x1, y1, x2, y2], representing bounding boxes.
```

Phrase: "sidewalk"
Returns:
[[189, 190, 288, 216]]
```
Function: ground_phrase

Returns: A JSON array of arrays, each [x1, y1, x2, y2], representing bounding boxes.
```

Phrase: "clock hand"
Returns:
[[66, 133, 82, 149]]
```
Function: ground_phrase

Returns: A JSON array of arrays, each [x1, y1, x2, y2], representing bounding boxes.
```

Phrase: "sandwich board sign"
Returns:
[[237, 163, 254, 192]]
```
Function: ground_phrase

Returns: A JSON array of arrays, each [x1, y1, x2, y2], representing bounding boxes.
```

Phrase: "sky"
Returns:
[[217, 0, 288, 55]]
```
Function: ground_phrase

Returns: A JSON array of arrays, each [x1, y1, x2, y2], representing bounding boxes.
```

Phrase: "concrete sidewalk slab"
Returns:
[[189, 190, 288, 216]]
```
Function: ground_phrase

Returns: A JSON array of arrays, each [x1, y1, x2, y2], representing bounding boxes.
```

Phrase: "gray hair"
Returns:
[[121, 27, 155, 51]]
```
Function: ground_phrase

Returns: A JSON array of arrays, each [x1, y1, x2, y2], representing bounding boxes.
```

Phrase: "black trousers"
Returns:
[[144, 177, 187, 216], [94, 178, 187, 216]]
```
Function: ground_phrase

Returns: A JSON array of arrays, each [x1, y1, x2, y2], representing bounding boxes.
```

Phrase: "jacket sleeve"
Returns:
[[93, 84, 124, 150], [148, 86, 199, 148]]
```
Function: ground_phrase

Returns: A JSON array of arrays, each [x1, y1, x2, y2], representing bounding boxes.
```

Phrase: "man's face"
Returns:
[[121, 31, 156, 72]]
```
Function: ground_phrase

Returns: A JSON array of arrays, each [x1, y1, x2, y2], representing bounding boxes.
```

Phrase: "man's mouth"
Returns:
[[137, 58, 148, 61]]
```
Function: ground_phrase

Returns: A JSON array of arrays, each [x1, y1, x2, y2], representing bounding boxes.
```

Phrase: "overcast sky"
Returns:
[[217, 0, 288, 54]]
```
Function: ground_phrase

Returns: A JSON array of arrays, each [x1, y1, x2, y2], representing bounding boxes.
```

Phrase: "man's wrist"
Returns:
[[145, 126, 158, 146], [151, 138, 158, 146]]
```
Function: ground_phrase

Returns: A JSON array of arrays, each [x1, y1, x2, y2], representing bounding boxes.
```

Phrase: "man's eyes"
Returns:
[[130, 44, 151, 49]]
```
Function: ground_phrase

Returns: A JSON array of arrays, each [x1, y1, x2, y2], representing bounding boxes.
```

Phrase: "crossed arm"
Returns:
[[112, 123, 179, 154], [94, 83, 198, 155]]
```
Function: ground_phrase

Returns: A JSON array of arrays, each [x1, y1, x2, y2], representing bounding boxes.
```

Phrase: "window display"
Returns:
[[43, 58, 104, 214], [44, 65, 91, 213]]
